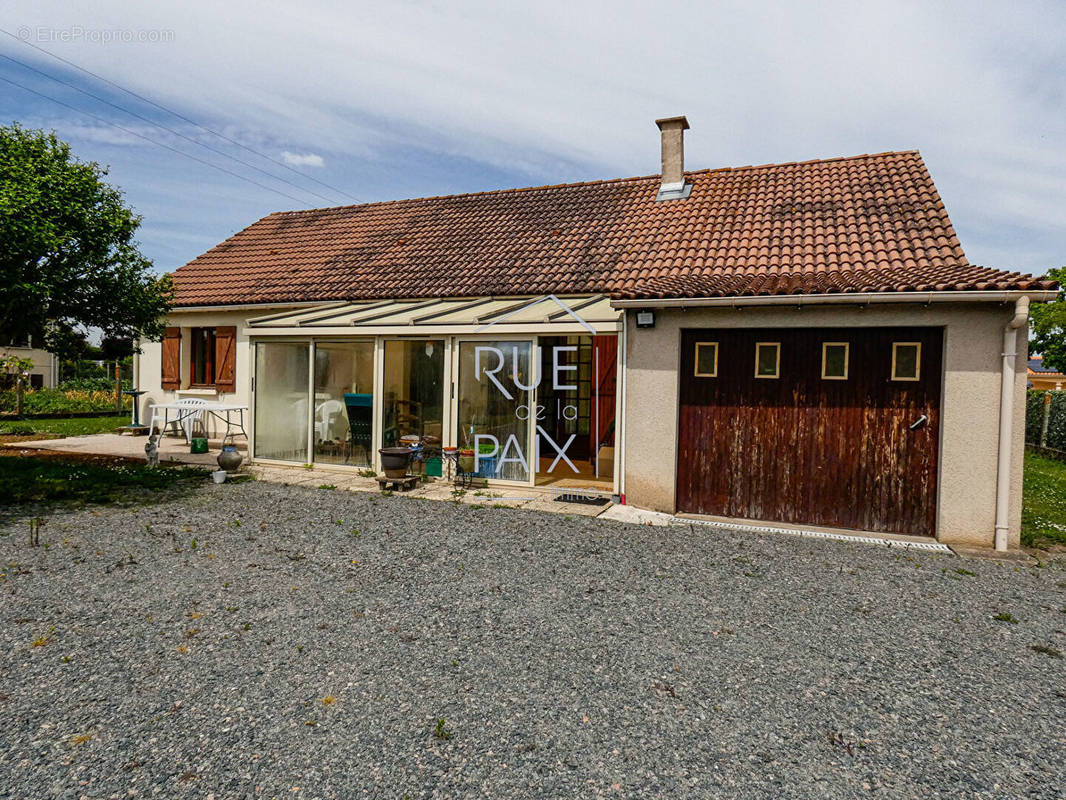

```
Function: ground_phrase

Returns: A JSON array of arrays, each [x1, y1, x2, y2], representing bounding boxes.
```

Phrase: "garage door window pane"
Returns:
[[755, 342, 780, 378], [822, 342, 849, 380], [892, 342, 921, 381], [694, 342, 718, 377]]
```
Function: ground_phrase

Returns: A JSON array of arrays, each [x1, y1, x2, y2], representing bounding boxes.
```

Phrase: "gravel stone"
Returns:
[[1, 481, 1064, 798]]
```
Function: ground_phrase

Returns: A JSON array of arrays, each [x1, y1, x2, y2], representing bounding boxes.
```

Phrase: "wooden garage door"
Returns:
[[677, 327, 943, 537]]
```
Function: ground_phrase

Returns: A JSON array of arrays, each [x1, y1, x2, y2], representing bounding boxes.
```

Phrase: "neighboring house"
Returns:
[[137, 116, 1058, 551], [0, 335, 59, 389], [1028, 355, 1065, 391]]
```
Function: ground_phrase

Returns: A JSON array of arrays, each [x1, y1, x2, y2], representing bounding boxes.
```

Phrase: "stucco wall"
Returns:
[[622, 303, 1028, 548], [135, 309, 287, 440], [1, 346, 57, 388]]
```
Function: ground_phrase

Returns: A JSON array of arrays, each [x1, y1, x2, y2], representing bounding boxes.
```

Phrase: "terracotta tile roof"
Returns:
[[1029, 356, 1064, 377], [170, 150, 1054, 306]]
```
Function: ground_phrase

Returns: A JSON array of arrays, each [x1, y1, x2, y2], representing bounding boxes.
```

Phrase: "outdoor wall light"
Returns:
[[636, 310, 655, 328]]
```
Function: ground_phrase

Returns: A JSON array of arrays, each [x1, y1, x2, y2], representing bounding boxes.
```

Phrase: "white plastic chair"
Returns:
[[150, 397, 210, 442], [315, 399, 345, 442], [174, 398, 210, 442]]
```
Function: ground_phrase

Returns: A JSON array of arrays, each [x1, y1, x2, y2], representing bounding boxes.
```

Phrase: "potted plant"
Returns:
[[458, 448, 475, 474]]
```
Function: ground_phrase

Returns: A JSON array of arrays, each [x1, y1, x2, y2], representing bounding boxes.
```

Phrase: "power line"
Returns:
[[0, 27, 361, 203], [0, 74, 312, 205], [0, 50, 343, 206]]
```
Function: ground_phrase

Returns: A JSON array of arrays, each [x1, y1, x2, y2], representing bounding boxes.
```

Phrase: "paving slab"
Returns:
[[599, 503, 679, 526]]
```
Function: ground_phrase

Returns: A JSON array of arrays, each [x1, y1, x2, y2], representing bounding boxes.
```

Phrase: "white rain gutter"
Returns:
[[994, 296, 1031, 551], [611, 290, 1057, 309]]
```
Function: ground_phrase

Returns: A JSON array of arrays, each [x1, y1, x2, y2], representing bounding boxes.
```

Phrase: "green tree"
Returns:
[[0, 123, 172, 351], [1031, 266, 1066, 373]]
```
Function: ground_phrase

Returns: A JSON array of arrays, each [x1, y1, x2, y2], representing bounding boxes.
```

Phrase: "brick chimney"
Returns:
[[655, 115, 691, 201]]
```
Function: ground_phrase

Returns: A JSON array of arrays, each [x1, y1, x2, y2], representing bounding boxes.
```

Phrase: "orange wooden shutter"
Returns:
[[214, 326, 237, 392], [161, 327, 181, 390]]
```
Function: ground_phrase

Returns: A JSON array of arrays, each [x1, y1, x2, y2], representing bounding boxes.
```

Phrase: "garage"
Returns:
[[676, 327, 943, 536]]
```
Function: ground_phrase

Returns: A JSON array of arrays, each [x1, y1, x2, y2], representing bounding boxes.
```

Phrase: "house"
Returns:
[[1028, 355, 1065, 391], [136, 116, 1057, 551], [1, 335, 59, 389]]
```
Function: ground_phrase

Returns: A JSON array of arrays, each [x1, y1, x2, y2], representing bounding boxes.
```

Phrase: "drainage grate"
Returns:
[[681, 518, 953, 553]]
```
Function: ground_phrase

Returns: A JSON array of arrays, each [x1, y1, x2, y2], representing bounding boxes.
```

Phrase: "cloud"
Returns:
[[280, 151, 324, 168], [5, 0, 1065, 274]]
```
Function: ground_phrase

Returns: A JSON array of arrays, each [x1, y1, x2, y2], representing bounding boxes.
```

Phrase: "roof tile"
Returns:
[[170, 150, 1055, 305]]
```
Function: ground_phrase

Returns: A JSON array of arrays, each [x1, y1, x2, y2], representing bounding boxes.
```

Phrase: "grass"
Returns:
[[1030, 644, 1063, 658], [433, 717, 452, 740], [0, 454, 205, 512], [0, 414, 124, 438], [1022, 450, 1066, 549]]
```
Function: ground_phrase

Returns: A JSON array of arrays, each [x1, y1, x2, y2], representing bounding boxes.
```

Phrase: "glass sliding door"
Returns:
[[254, 342, 310, 462], [534, 335, 617, 486], [382, 339, 445, 447], [313, 341, 374, 466], [457, 340, 532, 482]]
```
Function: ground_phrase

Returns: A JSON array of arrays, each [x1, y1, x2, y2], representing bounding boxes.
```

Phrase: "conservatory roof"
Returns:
[[245, 294, 621, 336]]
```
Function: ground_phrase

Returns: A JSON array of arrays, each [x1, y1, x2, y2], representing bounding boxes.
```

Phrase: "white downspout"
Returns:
[[994, 296, 1030, 551]]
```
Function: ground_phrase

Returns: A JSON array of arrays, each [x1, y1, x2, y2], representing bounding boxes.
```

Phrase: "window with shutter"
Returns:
[[214, 326, 237, 392], [161, 327, 181, 390], [190, 327, 216, 385]]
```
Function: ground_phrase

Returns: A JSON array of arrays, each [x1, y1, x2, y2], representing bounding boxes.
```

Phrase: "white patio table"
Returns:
[[149, 400, 249, 445]]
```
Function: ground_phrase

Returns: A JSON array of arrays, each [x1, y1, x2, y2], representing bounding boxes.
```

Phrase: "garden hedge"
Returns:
[[1026, 390, 1066, 451]]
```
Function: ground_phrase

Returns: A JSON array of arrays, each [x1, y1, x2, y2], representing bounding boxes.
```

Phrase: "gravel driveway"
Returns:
[[1, 481, 1064, 798]]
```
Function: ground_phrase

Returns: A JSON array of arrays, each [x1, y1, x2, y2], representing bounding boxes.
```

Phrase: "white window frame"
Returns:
[[754, 341, 780, 379], [821, 342, 850, 380], [891, 341, 922, 382], [694, 342, 718, 377]]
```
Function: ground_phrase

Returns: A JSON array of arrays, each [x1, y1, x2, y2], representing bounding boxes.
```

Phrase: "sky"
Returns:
[[0, 0, 1064, 278]]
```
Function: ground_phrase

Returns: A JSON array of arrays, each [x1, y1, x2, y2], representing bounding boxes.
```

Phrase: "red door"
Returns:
[[676, 327, 942, 537]]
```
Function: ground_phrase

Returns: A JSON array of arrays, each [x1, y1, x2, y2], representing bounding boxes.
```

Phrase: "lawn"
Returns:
[[0, 414, 125, 438], [0, 453, 205, 512], [1022, 449, 1066, 549]]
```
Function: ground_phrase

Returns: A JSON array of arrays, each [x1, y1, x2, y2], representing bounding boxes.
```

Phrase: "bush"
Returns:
[[1050, 393, 1066, 451], [0, 387, 130, 414], [60, 359, 110, 381], [1027, 390, 1066, 450], [1026, 390, 1046, 444], [58, 377, 131, 392]]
